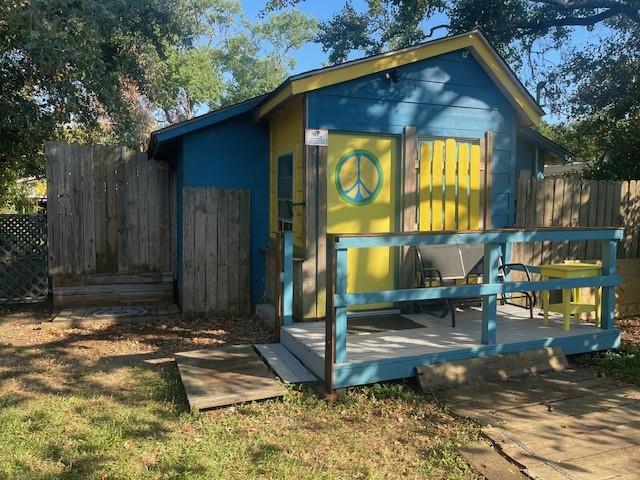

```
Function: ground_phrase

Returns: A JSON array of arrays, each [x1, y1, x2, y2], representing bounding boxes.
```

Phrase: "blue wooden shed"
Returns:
[[149, 29, 566, 317], [148, 29, 622, 392]]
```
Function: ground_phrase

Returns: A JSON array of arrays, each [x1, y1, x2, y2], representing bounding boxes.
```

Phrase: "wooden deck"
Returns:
[[281, 305, 621, 388]]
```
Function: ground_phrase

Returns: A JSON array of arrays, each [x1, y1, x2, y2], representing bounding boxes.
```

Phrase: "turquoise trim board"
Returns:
[[331, 330, 621, 389], [281, 232, 294, 326]]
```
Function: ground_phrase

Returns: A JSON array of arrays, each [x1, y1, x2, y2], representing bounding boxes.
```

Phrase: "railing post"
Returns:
[[482, 242, 500, 344], [281, 231, 293, 327], [335, 246, 348, 363], [600, 239, 617, 330], [325, 235, 336, 397]]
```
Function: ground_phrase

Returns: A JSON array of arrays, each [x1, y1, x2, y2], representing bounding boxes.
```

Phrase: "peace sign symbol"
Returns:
[[335, 149, 383, 206]]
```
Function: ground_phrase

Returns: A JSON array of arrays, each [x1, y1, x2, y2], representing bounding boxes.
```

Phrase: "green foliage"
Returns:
[[151, 1, 317, 122], [543, 26, 640, 180], [576, 344, 640, 386], [0, 0, 316, 210], [266, 0, 639, 181]]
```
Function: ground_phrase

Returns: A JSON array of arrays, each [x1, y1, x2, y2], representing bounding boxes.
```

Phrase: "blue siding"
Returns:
[[178, 112, 270, 308], [307, 50, 523, 227], [516, 137, 543, 179]]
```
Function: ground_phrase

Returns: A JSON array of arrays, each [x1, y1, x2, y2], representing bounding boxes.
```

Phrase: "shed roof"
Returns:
[[518, 127, 572, 162], [148, 29, 544, 158]]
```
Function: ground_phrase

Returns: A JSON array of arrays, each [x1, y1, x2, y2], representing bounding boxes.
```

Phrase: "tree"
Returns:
[[266, 0, 640, 179], [0, 0, 317, 210], [150, 3, 317, 124], [0, 0, 198, 201]]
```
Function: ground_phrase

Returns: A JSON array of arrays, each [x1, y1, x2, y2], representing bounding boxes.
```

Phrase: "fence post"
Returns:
[[482, 242, 500, 344], [601, 239, 617, 330], [281, 231, 293, 326]]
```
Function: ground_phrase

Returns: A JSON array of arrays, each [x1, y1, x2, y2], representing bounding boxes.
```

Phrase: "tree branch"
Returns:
[[425, 24, 450, 38], [530, 0, 640, 22]]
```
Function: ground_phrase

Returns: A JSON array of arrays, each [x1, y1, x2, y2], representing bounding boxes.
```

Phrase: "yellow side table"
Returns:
[[540, 262, 601, 331]]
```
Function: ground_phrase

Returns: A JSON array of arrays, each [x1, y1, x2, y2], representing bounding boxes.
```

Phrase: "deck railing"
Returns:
[[323, 227, 623, 393]]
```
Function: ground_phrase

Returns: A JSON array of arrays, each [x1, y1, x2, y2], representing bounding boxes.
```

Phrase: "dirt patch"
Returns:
[[0, 302, 273, 401], [617, 316, 640, 345]]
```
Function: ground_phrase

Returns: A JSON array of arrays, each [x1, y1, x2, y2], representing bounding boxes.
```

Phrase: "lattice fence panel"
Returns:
[[0, 215, 48, 303]]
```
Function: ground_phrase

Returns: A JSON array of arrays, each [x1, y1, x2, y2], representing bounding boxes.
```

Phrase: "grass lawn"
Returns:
[[0, 305, 481, 480]]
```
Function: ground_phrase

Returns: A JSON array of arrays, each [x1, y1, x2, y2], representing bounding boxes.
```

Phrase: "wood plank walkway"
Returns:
[[440, 370, 640, 480], [175, 345, 287, 410], [255, 343, 318, 384]]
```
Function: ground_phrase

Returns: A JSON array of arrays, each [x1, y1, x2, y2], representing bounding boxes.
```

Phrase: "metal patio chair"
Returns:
[[411, 244, 536, 327]]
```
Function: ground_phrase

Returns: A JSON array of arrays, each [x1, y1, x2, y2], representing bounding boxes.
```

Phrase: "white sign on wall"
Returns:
[[305, 128, 329, 147]]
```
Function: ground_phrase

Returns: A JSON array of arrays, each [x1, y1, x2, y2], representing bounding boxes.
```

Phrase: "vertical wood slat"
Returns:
[[402, 126, 418, 233], [104, 146, 119, 272], [45, 143, 60, 275], [193, 187, 207, 313], [444, 138, 457, 230], [182, 187, 196, 312], [431, 140, 445, 231], [147, 160, 160, 270], [93, 146, 107, 272], [217, 189, 229, 312], [239, 190, 251, 314], [619, 181, 630, 259], [204, 188, 218, 314], [138, 155, 150, 270], [116, 147, 129, 273], [126, 149, 140, 271], [629, 181, 639, 259], [457, 142, 470, 230], [419, 142, 433, 231], [228, 190, 241, 315], [303, 145, 318, 319], [59, 143, 71, 274], [483, 131, 494, 230], [316, 145, 328, 319]]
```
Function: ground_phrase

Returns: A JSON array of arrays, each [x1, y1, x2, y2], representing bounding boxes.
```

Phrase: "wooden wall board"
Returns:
[[181, 187, 251, 315]]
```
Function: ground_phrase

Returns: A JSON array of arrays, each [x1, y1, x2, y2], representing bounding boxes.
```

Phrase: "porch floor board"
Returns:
[[283, 304, 602, 364]]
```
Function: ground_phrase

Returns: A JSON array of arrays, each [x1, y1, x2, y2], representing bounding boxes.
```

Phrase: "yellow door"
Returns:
[[327, 133, 397, 310], [419, 138, 482, 231]]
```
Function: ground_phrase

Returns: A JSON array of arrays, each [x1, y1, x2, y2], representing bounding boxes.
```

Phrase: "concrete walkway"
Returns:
[[440, 369, 640, 480]]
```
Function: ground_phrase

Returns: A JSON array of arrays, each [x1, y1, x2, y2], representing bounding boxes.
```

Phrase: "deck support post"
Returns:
[[482, 242, 500, 345], [600, 239, 617, 330], [282, 232, 293, 326], [335, 247, 348, 363]]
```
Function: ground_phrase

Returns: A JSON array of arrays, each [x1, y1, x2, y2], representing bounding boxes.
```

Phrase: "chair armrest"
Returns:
[[419, 267, 445, 286], [500, 262, 533, 282]]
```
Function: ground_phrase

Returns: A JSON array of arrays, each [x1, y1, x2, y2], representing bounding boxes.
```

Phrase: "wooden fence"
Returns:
[[181, 187, 251, 314], [46, 142, 174, 278], [513, 177, 640, 315]]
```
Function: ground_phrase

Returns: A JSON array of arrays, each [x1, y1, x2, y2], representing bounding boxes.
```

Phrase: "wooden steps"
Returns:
[[175, 345, 287, 410], [52, 272, 174, 308], [255, 343, 318, 384]]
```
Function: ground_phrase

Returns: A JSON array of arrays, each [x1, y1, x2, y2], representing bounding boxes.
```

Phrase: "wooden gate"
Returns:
[[0, 215, 48, 303], [46, 142, 176, 306], [181, 187, 251, 314]]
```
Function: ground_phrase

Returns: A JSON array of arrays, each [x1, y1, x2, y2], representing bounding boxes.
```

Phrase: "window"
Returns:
[[277, 153, 293, 231]]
